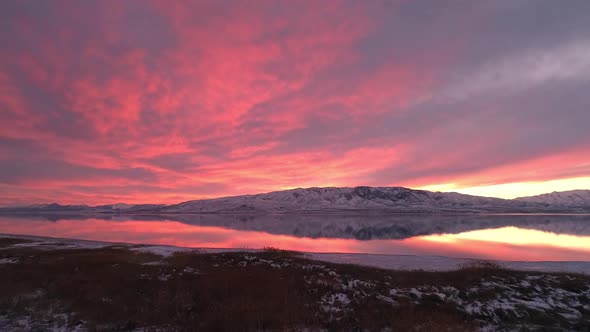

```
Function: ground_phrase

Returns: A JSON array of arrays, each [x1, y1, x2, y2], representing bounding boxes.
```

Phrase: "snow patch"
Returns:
[[0, 257, 18, 264], [131, 245, 186, 257], [321, 293, 351, 313]]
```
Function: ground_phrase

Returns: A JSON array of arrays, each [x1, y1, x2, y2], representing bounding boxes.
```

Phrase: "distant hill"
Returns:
[[1, 187, 589, 214], [155, 186, 532, 213], [515, 190, 590, 207], [0, 203, 165, 214]]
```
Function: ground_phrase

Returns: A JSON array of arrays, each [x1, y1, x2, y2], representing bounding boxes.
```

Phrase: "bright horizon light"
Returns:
[[418, 176, 590, 199], [420, 226, 590, 252]]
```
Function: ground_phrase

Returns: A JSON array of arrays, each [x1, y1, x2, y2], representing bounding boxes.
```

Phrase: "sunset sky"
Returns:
[[1, 0, 589, 205]]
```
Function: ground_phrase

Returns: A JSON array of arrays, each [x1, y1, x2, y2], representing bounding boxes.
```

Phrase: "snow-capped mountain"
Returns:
[[515, 190, 590, 207], [155, 186, 556, 213], [2, 187, 589, 214]]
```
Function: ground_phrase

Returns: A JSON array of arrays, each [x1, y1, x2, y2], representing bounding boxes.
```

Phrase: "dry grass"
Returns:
[[458, 260, 504, 271], [262, 246, 306, 258], [0, 244, 587, 331]]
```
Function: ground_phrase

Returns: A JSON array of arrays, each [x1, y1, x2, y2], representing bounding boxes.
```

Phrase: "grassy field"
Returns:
[[0, 237, 589, 331]]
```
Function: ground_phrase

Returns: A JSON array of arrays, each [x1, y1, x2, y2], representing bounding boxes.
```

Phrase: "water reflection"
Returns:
[[0, 214, 589, 261]]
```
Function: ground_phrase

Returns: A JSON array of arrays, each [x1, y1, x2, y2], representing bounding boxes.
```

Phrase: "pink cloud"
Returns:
[[0, 1, 588, 205]]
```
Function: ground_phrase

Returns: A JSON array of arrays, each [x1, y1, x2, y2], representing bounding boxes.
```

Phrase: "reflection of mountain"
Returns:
[[5, 213, 590, 240], [2, 187, 590, 214], [164, 213, 590, 239], [2, 188, 589, 240]]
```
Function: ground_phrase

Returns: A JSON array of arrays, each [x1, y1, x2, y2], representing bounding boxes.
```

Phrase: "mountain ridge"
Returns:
[[515, 189, 590, 207], [2, 187, 589, 214]]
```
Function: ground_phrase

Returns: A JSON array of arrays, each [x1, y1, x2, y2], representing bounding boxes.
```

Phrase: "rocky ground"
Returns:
[[0, 236, 589, 331]]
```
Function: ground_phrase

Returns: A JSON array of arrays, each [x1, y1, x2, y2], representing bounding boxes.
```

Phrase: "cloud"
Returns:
[[0, 158, 157, 186], [441, 40, 590, 102], [142, 153, 198, 172], [0, 0, 589, 205]]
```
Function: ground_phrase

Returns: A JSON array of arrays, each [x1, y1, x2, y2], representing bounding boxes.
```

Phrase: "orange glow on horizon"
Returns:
[[417, 176, 590, 199], [420, 226, 590, 252]]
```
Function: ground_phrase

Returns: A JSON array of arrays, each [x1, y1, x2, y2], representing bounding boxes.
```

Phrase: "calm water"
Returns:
[[1, 214, 589, 262]]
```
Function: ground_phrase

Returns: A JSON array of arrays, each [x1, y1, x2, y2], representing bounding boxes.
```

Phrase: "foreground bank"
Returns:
[[1, 236, 589, 331]]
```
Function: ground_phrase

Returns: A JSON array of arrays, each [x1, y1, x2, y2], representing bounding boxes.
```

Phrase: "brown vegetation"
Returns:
[[0, 243, 588, 331]]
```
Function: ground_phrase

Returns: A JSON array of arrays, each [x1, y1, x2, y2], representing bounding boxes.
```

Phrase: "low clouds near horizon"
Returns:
[[1, 0, 589, 205]]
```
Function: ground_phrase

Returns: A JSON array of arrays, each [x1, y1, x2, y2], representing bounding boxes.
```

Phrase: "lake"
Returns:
[[1, 213, 589, 263]]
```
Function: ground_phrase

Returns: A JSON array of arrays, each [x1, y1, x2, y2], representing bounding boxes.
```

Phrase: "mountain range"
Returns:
[[1, 187, 590, 214]]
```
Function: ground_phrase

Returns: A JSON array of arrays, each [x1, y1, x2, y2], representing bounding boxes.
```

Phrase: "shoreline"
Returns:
[[2, 233, 589, 274], [1, 234, 589, 331]]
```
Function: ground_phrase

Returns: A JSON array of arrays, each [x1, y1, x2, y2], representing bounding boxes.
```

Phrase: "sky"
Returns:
[[1, 0, 589, 206]]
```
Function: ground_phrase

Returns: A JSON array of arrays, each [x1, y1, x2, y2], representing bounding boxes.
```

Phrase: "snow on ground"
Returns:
[[130, 245, 190, 257], [223, 253, 590, 328], [0, 234, 110, 250], [320, 293, 351, 314], [0, 289, 84, 332], [1, 234, 589, 330], [0, 257, 18, 264], [410, 280, 589, 324]]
